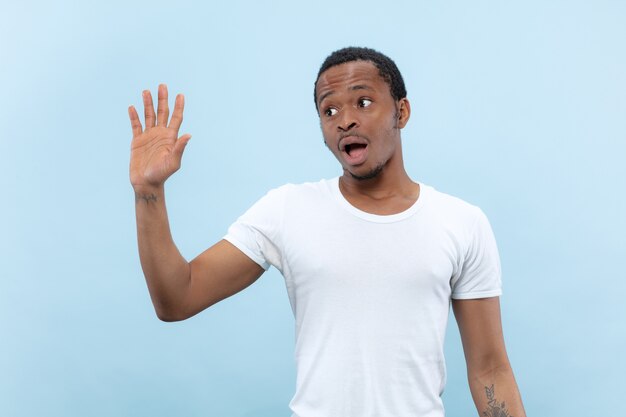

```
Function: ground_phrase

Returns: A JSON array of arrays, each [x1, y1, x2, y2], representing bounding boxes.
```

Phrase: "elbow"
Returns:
[[154, 304, 189, 322], [156, 311, 184, 322]]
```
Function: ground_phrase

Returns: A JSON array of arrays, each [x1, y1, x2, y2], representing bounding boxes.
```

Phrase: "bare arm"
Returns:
[[452, 297, 526, 417], [129, 84, 264, 321]]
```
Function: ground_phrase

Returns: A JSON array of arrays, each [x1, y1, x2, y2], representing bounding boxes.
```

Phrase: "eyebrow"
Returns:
[[317, 84, 374, 107], [350, 84, 373, 92]]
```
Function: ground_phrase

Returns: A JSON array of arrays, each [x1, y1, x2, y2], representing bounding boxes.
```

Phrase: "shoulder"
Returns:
[[421, 184, 485, 225], [271, 177, 335, 193], [262, 177, 336, 203], [239, 178, 335, 219]]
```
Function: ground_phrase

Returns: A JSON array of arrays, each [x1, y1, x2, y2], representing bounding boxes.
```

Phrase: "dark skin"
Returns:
[[316, 61, 419, 215], [130, 63, 525, 416]]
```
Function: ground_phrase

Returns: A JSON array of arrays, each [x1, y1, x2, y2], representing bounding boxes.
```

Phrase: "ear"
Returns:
[[396, 98, 411, 129]]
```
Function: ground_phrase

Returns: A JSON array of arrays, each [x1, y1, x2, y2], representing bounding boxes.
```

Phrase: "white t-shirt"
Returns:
[[224, 178, 502, 417]]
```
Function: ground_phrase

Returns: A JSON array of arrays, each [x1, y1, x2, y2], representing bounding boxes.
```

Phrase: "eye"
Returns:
[[358, 98, 372, 108], [325, 107, 338, 117]]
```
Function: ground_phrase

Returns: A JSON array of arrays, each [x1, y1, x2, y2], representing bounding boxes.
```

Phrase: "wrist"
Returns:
[[133, 184, 164, 203]]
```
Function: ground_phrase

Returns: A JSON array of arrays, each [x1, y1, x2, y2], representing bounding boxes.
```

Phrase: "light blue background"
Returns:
[[1, 1, 624, 416]]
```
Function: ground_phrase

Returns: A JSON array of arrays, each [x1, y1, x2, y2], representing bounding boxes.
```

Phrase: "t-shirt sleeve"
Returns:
[[223, 187, 285, 272], [450, 209, 502, 299]]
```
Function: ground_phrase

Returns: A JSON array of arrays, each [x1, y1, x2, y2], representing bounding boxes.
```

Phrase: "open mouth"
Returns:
[[344, 143, 367, 156], [342, 142, 368, 165]]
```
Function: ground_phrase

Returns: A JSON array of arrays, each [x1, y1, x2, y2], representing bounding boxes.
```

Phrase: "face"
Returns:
[[315, 60, 410, 181]]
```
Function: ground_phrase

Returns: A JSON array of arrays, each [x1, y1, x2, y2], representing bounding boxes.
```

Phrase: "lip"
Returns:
[[339, 135, 369, 166], [338, 135, 368, 152]]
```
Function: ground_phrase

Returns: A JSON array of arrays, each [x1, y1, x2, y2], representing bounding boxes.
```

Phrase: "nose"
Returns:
[[337, 109, 359, 132], [338, 121, 357, 131]]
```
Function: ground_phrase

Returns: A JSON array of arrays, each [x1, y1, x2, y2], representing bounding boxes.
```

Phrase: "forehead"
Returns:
[[316, 60, 389, 104]]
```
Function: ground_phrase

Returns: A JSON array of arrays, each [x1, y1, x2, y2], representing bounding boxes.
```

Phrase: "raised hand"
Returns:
[[128, 84, 192, 191]]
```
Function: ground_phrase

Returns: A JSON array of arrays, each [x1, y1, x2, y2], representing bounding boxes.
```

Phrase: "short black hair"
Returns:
[[314, 46, 407, 108]]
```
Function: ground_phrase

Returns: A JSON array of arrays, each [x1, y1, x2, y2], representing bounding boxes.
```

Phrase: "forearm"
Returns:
[[467, 362, 526, 417], [134, 185, 190, 321]]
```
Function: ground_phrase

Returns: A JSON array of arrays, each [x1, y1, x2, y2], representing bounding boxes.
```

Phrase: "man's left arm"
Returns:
[[452, 297, 526, 417]]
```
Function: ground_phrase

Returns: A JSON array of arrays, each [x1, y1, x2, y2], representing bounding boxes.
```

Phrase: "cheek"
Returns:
[[320, 126, 334, 146]]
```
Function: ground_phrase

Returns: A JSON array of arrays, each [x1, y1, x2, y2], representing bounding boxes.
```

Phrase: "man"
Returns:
[[128, 47, 526, 417]]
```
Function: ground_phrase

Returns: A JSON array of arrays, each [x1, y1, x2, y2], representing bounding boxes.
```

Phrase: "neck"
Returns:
[[338, 152, 420, 215], [340, 145, 416, 200], [340, 167, 415, 200]]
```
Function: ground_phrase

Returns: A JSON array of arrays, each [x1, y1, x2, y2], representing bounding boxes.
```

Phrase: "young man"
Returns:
[[129, 47, 526, 417]]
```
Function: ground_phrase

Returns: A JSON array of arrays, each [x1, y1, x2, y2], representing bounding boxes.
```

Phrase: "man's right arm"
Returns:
[[130, 85, 264, 322]]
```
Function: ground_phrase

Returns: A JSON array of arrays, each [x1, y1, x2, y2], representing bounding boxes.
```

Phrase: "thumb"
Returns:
[[173, 133, 192, 159]]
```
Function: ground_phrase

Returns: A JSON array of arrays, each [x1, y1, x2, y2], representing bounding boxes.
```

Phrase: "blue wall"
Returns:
[[1, 1, 624, 416]]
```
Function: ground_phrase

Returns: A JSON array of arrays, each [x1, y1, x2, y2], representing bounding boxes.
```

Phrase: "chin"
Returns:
[[348, 163, 385, 181]]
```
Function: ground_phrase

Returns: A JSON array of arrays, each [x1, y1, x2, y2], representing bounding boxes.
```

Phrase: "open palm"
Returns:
[[128, 84, 191, 189]]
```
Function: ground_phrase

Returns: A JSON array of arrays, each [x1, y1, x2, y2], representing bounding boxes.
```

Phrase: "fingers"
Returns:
[[140, 84, 181, 131], [128, 105, 143, 137], [143, 90, 156, 128], [168, 94, 185, 131], [156, 84, 170, 127]]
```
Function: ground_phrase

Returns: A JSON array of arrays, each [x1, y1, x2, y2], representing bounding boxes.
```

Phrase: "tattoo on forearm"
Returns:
[[482, 384, 513, 417], [135, 193, 158, 204]]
